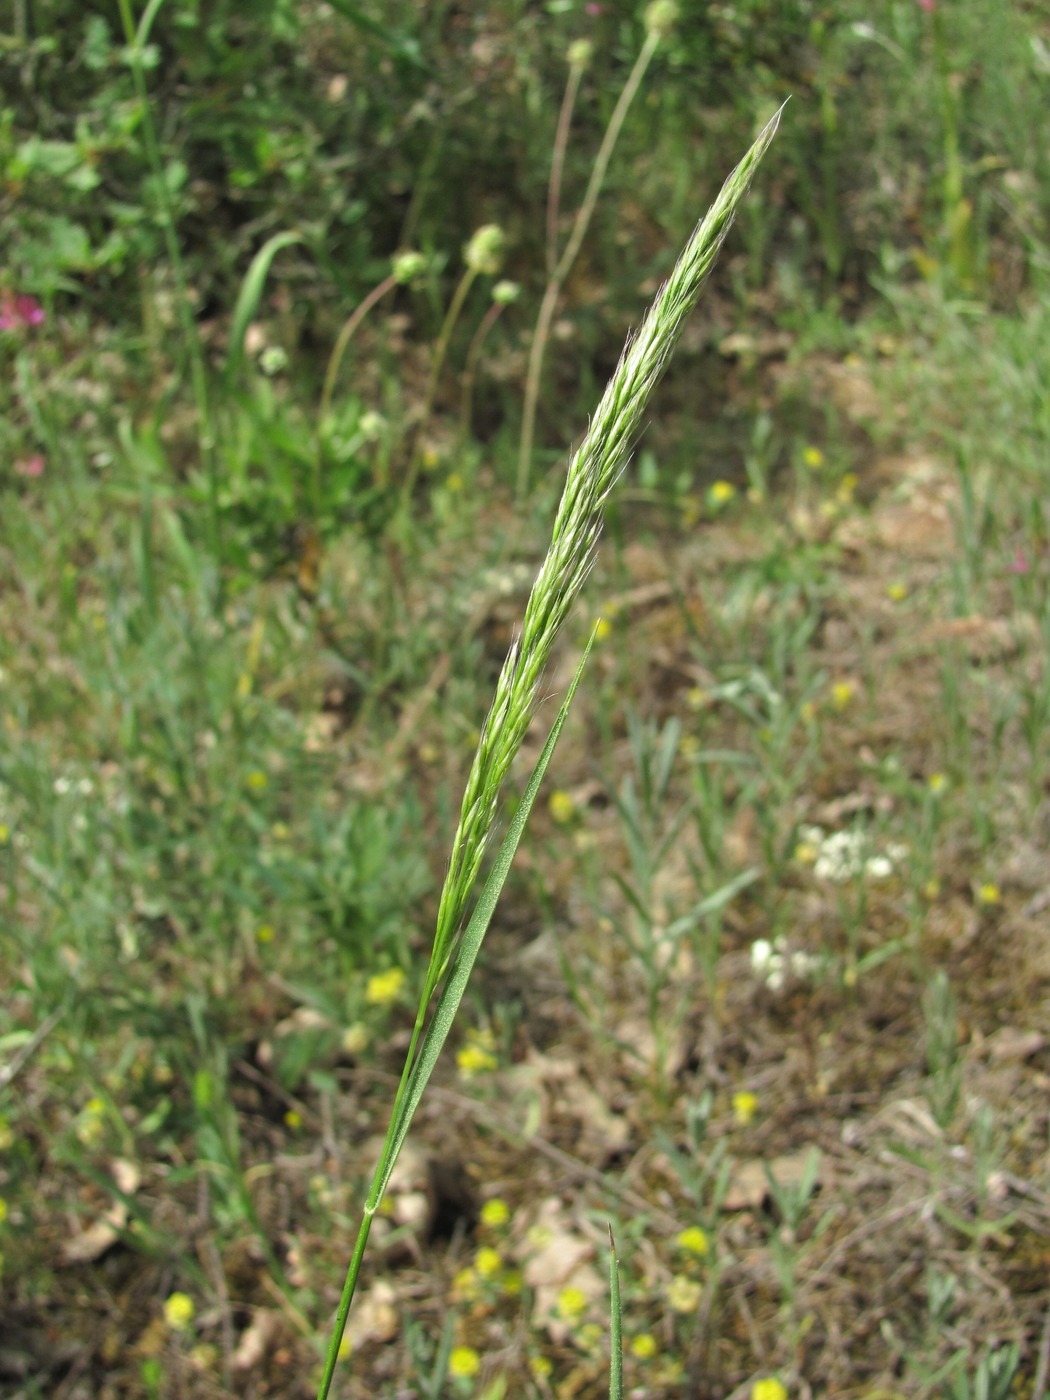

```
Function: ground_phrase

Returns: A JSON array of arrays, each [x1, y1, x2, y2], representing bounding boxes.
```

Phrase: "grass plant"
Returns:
[[4, 4, 1050, 1397], [316, 107, 783, 1397], [115, 0, 221, 574]]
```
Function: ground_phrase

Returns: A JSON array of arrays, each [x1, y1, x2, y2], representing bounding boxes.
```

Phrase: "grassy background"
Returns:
[[2, 1, 1050, 1397]]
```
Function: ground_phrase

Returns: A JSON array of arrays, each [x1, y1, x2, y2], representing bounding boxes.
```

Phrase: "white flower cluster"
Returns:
[[750, 936, 821, 992], [797, 824, 907, 884], [53, 776, 95, 797]]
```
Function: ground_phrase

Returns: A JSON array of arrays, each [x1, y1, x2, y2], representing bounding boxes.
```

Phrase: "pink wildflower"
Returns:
[[14, 455, 45, 478], [1006, 547, 1030, 575], [916, 0, 936, 11], [0, 291, 45, 331], [585, 3, 604, 13]]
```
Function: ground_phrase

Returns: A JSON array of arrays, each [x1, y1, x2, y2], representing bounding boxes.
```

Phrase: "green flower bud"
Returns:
[[391, 249, 428, 284], [464, 224, 506, 276], [492, 280, 521, 305], [258, 346, 289, 376], [358, 410, 387, 441], [567, 38, 593, 70], [644, 0, 678, 37]]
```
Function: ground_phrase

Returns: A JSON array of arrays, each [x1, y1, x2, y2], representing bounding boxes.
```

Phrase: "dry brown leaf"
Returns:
[[559, 1076, 632, 1163], [274, 1006, 331, 1037], [366, 1139, 432, 1250], [917, 613, 1040, 660], [232, 1309, 284, 1372], [61, 1212, 127, 1265], [112, 1158, 141, 1194], [515, 1197, 604, 1343], [983, 1026, 1047, 1062], [61, 1159, 141, 1265], [344, 1279, 399, 1350], [722, 1150, 823, 1213], [614, 1013, 689, 1080]]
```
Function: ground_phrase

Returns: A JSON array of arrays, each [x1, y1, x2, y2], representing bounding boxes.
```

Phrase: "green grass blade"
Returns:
[[371, 627, 598, 1206], [134, 0, 168, 47], [224, 231, 303, 385], [323, 0, 427, 70], [608, 1226, 623, 1400]]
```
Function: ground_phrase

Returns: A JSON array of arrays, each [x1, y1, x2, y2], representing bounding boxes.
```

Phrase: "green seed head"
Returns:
[[391, 249, 428, 284], [644, 0, 678, 37], [464, 224, 506, 276], [567, 38, 593, 70], [492, 280, 521, 306]]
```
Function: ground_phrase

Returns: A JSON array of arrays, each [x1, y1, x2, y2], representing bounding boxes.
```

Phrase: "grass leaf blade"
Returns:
[[372, 628, 598, 1205], [608, 1225, 623, 1400], [224, 231, 303, 385]]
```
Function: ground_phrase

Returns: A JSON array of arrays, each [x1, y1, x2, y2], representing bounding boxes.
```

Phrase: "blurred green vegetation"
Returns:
[[2, 2, 1049, 1397]]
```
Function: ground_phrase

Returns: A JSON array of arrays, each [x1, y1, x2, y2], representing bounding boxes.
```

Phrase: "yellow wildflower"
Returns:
[[709, 479, 736, 505], [365, 968, 405, 1006], [474, 1246, 502, 1278], [802, 446, 824, 470], [448, 1345, 481, 1379], [452, 1267, 479, 1301], [668, 1274, 702, 1312], [631, 1333, 658, 1359], [556, 1286, 588, 1320], [255, 923, 275, 944], [594, 616, 612, 642], [927, 772, 947, 795], [246, 769, 268, 791], [480, 1198, 510, 1229], [752, 1379, 788, 1400], [283, 1110, 302, 1131], [831, 680, 854, 710], [676, 1225, 710, 1256], [977, 882, 1000, 906], [887, 581, 908, 602], [456, 1040, 498, 1077], [163, 1292, 195, 1331], [836, 473, 858, 504], [0, 1197, 8, 1224], [732, 1090, 759, 1126], [548, 789, 576, 825]]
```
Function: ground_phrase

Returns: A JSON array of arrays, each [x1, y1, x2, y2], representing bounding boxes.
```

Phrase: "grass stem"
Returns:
[[516, 26, 662, 501]]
